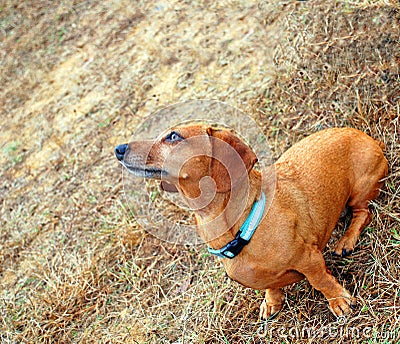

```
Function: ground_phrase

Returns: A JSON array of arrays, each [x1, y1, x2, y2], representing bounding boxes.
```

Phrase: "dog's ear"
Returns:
[[160, 181, 179, 193], [206, 127, 258, 193]]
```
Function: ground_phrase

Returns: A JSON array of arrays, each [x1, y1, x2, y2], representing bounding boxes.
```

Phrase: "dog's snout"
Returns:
[[115, 143, 128, 161]]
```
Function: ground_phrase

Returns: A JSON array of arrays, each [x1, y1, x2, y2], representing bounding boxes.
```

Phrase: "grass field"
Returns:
[[1, 0, 399, 343]]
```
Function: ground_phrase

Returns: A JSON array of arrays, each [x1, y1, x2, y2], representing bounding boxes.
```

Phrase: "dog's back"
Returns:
[[273, 127, 387, 249]]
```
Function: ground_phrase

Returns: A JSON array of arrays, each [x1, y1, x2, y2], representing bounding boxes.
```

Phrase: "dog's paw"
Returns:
[[333, 236, 356, 257], [259, 300, 282, 321], [328, 293, 357, 317]]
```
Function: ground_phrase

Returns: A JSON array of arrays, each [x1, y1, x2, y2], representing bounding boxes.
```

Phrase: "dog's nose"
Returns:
[[115, 143, 128, 161]]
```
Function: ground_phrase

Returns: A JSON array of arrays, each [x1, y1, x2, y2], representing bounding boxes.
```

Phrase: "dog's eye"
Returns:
[[165, 131, 183, 143]]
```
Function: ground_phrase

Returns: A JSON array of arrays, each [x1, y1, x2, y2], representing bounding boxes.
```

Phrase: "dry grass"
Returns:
[[1, 0, 399, 343]]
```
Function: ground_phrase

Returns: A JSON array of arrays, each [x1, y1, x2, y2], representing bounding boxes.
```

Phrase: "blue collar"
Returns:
[[207, 192, 266, 259]]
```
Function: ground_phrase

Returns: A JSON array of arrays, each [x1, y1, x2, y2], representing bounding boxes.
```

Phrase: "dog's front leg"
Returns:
[[294, 247, 356, 317], [259, 288, 284, 320]]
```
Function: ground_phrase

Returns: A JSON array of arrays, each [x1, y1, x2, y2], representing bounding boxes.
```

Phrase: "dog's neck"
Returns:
[[192, 169, 265, 250]]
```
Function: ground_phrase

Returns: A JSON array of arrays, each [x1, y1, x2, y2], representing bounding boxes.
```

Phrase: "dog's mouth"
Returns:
[[120, 161, 166, 179]]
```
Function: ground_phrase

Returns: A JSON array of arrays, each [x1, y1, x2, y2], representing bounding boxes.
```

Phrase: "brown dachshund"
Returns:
[[115, 126, 388, 319]]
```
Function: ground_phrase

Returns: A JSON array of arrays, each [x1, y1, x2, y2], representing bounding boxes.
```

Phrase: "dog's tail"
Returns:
[[377, 140, 386, 150]]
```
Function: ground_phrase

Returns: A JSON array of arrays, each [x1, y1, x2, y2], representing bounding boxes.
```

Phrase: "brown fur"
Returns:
[[117, 126, 388, 318]]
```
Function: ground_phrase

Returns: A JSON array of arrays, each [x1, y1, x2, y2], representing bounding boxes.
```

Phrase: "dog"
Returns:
[[115, 125, 388, 319]]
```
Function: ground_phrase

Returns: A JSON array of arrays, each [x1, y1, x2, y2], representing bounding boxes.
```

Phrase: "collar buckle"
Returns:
[[207, 192, 266, 259]]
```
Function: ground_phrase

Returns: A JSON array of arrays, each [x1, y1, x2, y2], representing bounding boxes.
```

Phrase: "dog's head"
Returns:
[[115, 125, 257, 199]]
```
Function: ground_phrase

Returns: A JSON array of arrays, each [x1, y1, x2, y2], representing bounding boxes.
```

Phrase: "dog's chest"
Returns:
[[223, 259, 282, 289]]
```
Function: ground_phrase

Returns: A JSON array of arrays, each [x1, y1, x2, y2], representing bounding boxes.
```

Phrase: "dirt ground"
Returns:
[[1, 0, 399, 343]]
